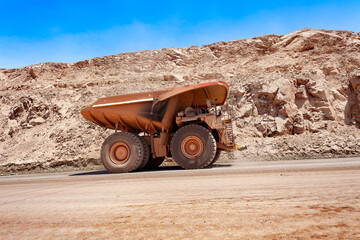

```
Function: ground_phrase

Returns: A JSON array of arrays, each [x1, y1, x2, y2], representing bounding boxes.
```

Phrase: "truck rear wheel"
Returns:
[[137, 136, 150, 170], [101, 132, 144, 173], [144, 156, 165, 169], [170, 125, 216, 169]]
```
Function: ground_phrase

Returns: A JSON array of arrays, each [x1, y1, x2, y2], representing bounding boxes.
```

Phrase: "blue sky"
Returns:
[[0, 0, 359, 68]]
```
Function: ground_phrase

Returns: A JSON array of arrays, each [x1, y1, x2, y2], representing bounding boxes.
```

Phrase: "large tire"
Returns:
[[208, 150, 221, 166], [144, 156, 165, 169], [101, 132, 144, 173], [170, 125, 216, 169], [137, 136, 150, 170]]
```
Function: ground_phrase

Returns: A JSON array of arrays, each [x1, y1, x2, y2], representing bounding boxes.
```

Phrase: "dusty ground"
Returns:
[[1, 158, 359, 239]]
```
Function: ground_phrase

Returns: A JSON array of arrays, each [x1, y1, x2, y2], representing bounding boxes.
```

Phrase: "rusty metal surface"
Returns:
[[181, 136, 204, 159], [81, 81, 229, 134], [110, 142, 130, 164]]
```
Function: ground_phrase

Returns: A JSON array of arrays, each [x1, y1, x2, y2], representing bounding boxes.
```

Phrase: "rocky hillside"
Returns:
[[1, 28, 360, 173]]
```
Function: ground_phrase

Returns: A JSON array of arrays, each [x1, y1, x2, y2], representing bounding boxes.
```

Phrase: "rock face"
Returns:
[[0, 28, 360, 171]]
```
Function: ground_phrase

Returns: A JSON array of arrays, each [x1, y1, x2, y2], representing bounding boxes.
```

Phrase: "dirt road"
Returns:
[[1, 158, 360, 239]]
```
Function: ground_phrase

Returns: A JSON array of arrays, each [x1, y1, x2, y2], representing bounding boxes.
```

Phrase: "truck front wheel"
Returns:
[[101, 132, 144, 173], [170, 125, 216, 169], [209, 150, 221, 166]]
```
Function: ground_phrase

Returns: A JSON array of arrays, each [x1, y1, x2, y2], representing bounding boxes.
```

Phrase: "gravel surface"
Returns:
[[1, 158, 359, 239]]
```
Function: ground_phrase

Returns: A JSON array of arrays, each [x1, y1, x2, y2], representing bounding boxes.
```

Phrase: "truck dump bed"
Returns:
[[81, 81, 229, 134]]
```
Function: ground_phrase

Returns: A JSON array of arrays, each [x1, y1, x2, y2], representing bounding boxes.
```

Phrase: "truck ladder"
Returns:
[[224, 119, 235, 148]]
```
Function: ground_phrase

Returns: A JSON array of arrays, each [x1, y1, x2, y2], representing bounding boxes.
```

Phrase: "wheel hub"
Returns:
[[110, 142, 130, 164], [181, 136, 203, 159]]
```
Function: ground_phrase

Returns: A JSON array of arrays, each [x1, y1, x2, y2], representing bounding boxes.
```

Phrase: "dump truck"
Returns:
[[81, 81, 236, 173]]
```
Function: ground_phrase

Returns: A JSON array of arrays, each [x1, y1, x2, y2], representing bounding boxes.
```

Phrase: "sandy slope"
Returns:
[[0, 28, 360, 171]]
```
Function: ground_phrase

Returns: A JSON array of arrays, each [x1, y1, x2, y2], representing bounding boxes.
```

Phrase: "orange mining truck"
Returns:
[[81, 81, 236, 173]]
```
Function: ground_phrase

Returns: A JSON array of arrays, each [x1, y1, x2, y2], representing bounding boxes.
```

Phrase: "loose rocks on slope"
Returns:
[[0, 28, 360, 173]]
